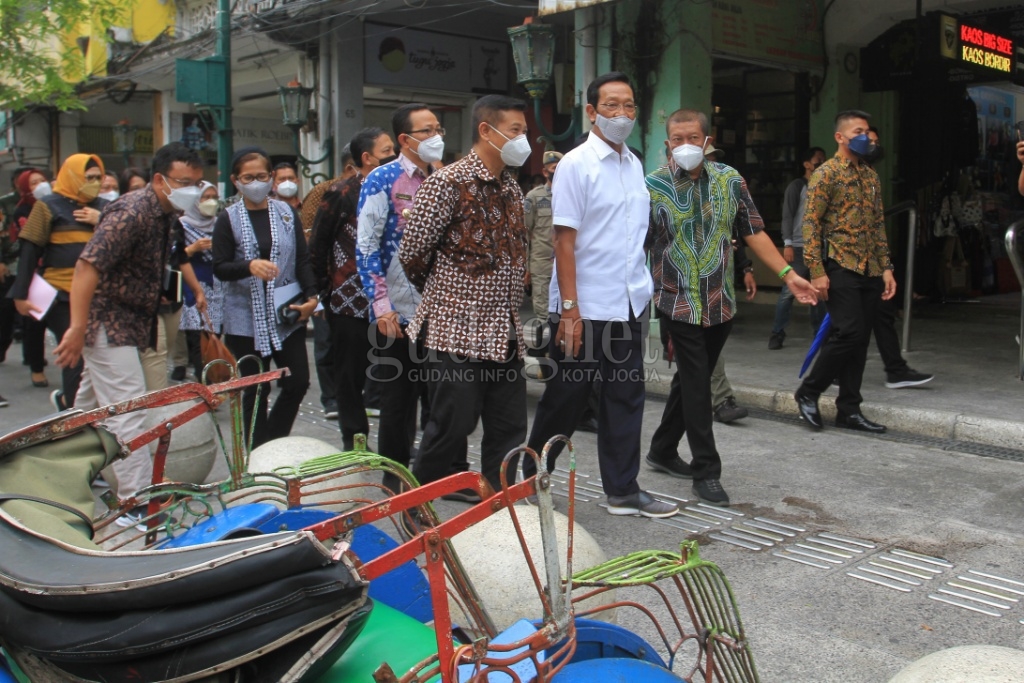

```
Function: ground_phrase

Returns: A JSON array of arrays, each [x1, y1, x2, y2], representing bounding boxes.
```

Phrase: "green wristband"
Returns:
[[777, 265, 793, 280]]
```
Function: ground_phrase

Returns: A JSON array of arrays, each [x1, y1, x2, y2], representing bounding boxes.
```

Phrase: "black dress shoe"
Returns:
[[835, 413, 887, 434], [577, 416, 599, 433], [794, 391, 823, 429], [835, 413, 884, 436]]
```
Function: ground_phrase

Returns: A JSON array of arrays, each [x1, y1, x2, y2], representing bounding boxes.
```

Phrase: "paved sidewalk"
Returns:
[[632, 293, 1023, 450]]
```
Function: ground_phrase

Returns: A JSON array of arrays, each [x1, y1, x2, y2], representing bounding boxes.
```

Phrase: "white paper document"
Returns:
[[27, 273, 58, 321]]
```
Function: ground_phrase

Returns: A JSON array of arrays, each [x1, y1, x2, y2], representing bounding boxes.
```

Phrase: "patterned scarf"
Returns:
[[181, 219, 214, 264], [231, 201, 283, 356]]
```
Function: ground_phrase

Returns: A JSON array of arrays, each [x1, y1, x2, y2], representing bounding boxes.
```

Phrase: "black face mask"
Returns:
[[863, 145, 884, 165], [375, 154, 398, 166]]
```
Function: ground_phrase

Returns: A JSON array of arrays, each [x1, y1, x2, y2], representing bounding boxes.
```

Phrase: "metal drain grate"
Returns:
[[747, 408, 1024, 464]]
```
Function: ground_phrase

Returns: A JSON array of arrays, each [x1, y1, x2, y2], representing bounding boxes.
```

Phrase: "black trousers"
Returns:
[[0, 275, 15, 362], [524, 316, 646, 497], [412, 344, 526, 492], [649, 319, 732, 481], [27, 300, 82, 406], [373, 329, 421, 475], [798, 262, 884, 415], [872, 297, 907, 376], [226, 327, 310, 449], [328, 312, 371, 451]]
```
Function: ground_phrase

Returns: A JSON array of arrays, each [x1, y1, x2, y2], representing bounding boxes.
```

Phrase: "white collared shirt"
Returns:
[[548, 131, 653, 320]]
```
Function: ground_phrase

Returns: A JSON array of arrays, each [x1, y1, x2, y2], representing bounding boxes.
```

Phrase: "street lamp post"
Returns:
[[112, 120, 137, 166], [508, 21, 579, 145], [279, 82, 334, 184]]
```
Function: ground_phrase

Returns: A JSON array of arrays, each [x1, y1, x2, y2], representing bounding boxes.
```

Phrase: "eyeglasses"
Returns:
[[597, 102, 637, 115], [164, 175, 200, 188], [237, 173, 272, 185], [408, 127, 446, 138]]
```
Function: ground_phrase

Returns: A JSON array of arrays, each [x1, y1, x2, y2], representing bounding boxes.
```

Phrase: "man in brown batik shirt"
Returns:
[[400, 94, 530, 494]]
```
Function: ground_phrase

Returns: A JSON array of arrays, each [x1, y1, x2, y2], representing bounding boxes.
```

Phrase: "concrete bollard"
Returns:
[[102, 402, 218, 494], [449, 506, 614, 632], [888, 645, 1024, 683]]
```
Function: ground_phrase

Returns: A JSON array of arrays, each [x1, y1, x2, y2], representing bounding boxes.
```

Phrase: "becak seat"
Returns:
[[0, 425, 371, 683]]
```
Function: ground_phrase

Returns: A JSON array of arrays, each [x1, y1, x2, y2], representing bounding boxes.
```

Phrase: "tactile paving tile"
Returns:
[[928, 569, 1024, 619]]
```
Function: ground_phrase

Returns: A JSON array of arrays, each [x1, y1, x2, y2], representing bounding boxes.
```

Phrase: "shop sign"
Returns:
[[957, 23, 1013, 74], [938, 15, 1015, 77], [364, 23, 509, 94], [711, 0, 824, 70]]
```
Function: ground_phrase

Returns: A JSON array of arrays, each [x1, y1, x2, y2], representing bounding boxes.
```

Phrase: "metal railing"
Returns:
[[1005, 220, 1024, 381], [884, 200, 918, 353]]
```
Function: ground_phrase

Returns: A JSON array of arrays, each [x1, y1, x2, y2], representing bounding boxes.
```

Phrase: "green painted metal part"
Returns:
[[572, 541, 759, 682]]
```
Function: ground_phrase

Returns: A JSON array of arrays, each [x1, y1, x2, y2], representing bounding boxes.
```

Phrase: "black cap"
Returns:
[[231, 146, 270, 171]]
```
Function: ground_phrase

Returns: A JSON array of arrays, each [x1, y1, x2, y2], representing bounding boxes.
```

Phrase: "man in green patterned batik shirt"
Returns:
[[645, 108, 818, 507]]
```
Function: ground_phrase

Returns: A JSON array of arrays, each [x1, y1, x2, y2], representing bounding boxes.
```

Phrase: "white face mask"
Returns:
[[409, 134, 445, 164], [198, 198, 220, 217], [276, 180, 298, 198], [487, 125, 532, 168], [595, 114, 635, 145], [32, 182, 52, 200], [99, 190, 119, 202], [236, 178, 273, 204], [163, 183, 203, 213], [672, 138, 709, 172]]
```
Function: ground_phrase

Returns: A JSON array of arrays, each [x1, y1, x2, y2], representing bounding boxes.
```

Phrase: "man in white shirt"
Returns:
[[521, 72, 677, 519]]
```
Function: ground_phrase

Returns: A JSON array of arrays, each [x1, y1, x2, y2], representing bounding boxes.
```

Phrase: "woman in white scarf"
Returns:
[[178, 181, 222, 380]]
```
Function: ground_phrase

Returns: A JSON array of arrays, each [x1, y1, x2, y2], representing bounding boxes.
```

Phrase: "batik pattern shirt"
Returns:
[[647, 161, 763, 327], [355, 154, 426, 324], [310, 174, 370, 318], [399, 150, 527, 362], [79, 187, 176, 348], [802, 152, 892, 279]]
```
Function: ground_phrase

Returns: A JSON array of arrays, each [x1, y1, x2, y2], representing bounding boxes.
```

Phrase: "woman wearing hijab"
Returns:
[[3, 169, 50, 388], [213, 146, 318, 448], [9, 154, 110, 409], [178, 181, 223, 380]]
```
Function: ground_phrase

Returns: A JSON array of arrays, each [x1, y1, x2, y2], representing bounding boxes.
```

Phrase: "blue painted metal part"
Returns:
[[454, 619, 542, 683], [551, 618, 668, 669], [348, 523, 434, 623], [161, 504, 434, 622], [553, 657, 685, 682], [254, 507, 335, 534], [158, 503, 280, 549]]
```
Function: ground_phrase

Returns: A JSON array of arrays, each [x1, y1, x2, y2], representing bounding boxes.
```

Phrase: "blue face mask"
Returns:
[[847, 134, 875, 157]]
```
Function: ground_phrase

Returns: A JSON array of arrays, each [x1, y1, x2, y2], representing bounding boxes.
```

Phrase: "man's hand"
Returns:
[[376, 310, 404, 339], [783, 246, 795, 263], [14, 299, 41, 317], [784, 271, 819, 305], [0, 263, 8, 280], [554, 307, 583, 358], [292, 296, 319, 323], [809, 274, 829, 302], [743, 271, 757, 301], [524, 271, 531, 287], [249, 259, 279, 282], [55, 326, 86, 368], [881, 269, 897, 300]]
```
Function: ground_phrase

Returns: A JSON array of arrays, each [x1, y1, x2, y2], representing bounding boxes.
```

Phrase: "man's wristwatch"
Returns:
[[743, 266, 754, 274], [561, 299, 578, 311]]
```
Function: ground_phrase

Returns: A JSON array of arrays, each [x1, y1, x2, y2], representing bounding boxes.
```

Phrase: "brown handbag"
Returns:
[[199, 311, 236, 384]]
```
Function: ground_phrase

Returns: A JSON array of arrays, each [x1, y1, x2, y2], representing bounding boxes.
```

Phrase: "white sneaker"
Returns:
[[114, 507, 147, 532]]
